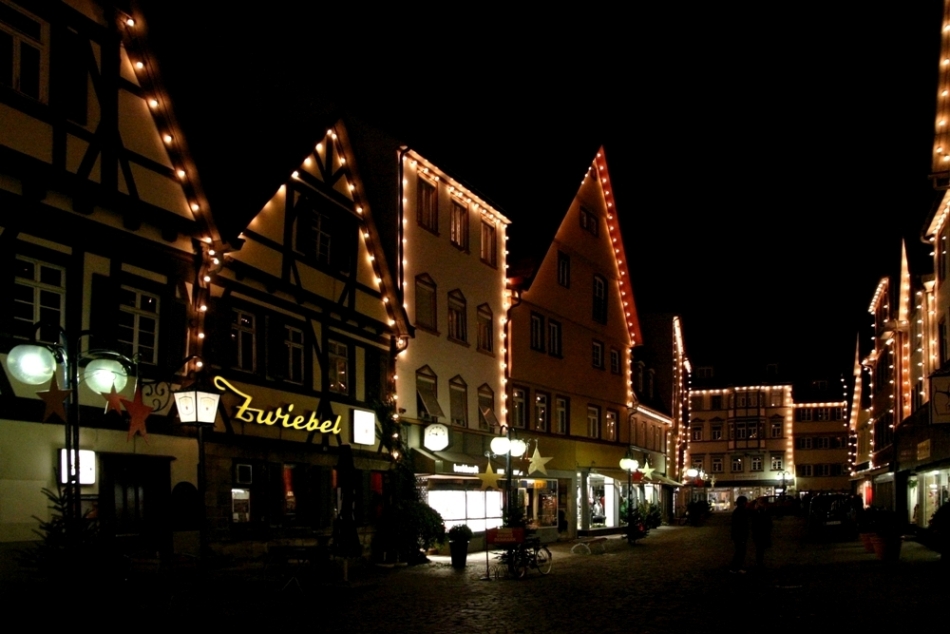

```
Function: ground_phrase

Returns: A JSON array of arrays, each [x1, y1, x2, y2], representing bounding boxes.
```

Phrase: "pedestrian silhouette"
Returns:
[[751, 497, 773, 568], [730, 495, 750, 573]]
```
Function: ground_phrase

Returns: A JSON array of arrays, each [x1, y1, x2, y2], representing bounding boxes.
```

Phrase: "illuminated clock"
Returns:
[[423, 423, 450, 451]]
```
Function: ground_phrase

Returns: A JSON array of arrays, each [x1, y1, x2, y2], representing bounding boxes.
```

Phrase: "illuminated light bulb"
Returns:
[[126, 17, 135, 26], [196, 360, 203, 368], [348, 184, 355, 191], [316, 142, 323, 151], [191, 203, 199, 212], [388, 320, 395, 326], [203, 275, 211, 282], [135, 61, 145, 70], [292, 171, 299, 178], [213, 258, 220, 265], [944, 90, 949, 97], [944, 58, 950, 65], [197, 332, 206, 340], [339, 157, 346, 164], [164, 134, 173, 143], [383, 297, 389, 303], [176, 169, 186, 180], [200, 304, 207, 312], [209, 249, 215, 255], [941, 120, 947, 127], [148, 98, 159, 109], [356, 206, 363, 214]]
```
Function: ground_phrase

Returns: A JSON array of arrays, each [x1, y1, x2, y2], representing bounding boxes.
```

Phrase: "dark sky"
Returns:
[[142, 1, 946, 381]]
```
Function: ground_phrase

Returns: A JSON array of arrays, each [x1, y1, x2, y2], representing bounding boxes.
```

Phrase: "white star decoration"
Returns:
[[639, 461, 655, 480], [528, 447, 553, 476], [476, 461, 501, 490]]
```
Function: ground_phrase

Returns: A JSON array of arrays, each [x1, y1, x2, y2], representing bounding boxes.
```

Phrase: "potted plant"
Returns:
[[448, 523, 473, 568], [869, 508, 902, 562]]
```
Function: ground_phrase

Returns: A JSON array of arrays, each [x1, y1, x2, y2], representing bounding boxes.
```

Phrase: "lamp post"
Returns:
[[778, 470, 789, 497], [7, 327, 134, 543], [173, 381, 221, 558], [620, 450, 639, 541], [490, 425, 526, 526]]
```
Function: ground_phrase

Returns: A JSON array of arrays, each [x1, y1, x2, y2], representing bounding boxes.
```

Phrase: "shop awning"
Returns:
[[412, 447, 488, 476], [644, 473, 682, 487]]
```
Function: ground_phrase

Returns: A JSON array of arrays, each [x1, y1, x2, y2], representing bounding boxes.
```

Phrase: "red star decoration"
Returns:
[[102, 384, 124, 415], [37, 375, 70, 423], [121, 386, 153, 443], [632, 471, 644, 483]]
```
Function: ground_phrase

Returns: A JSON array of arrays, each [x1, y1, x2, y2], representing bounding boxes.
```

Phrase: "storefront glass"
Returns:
[[428, 484, 504, 533]]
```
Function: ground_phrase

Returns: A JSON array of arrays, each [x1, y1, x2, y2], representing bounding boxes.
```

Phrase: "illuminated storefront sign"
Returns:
[[452, 463, 479, 474], [353, 409, 376, 445], [214, 376, 341, 434]]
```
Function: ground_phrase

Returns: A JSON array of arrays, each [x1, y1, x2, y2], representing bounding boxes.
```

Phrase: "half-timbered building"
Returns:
[[0, 0, 218, 560]]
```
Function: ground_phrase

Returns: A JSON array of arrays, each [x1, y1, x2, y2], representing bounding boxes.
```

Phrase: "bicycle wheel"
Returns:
[[535, 546, 552, 575], [508, 548, 528, 579]]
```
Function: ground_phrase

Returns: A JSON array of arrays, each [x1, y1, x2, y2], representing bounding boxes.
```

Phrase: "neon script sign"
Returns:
[[214, 376, 342, 434]]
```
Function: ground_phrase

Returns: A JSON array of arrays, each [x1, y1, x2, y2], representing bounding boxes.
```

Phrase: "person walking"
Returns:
[[750, 497, 773, 568], [730, 495, 750, 573]]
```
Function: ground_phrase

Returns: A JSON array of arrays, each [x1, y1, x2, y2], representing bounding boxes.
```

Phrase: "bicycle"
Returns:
[[492, 535, 552, 578]]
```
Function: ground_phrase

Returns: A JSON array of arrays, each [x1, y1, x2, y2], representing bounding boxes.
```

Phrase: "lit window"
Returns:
[[770, 454, 783, 471], [450, 202, 468, 250], [13, 256, 64, 342], [117, 286, 159, 364], [751, 456, 763, 472], [605, 409, 617, 441], [711, 424, 722, 440], [512, 388, 526, 428], [587, 405, 601, 439], [328, 340, 348, 394], [770, 419, 783, 438], [535, 392, 549, 432], [731, 456, 743, 472]]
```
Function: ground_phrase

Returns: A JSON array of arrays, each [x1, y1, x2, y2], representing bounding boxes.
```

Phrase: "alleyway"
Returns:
[[10, 514, 941, 632]]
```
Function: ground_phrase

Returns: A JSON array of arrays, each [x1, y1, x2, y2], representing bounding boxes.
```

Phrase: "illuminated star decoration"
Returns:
[[102, 383, 124, 415], [476, 461, 501, 490], [527, 446, 553, 476], [37, 375, 70, 423], [121, 386, 154, 443], [640, 461, 655, 480]]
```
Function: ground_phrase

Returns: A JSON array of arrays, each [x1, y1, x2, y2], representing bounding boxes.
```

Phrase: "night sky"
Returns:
[[143, 1, 946, 382]]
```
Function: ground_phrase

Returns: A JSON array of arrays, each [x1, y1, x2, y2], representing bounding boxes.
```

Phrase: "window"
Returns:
[[770, 454, 783, 471], [557, 251, 570, 287], [477, 304, 493, 354], [13, 256, 65, 342], [731, 456, 743, 472], [294, 210, 332, 265], [512, 388, 527, 428], [816, 407, 830, 421], [592, 340, 604, 369], [769, 390, 784, 407], [751, 455, 763, 472], [328, 340, 348, 394], [415, 274, 437, 331], [548, 320, 562, 357], [711, 395, 723, 409], [797, 464, 813, 477], [478, 384, 496, 430], [711, 456, 724, 473], [447, 289, 466, 343], [284, 325, 305, 384], [0, 2, 47, 102], [691, 395, 705, 410], [450, 202, 468, 249], [530, 313, 545, 352], [734, 423, 747, 440], [555, 397, 569, 434], [691, 457, 704, 471], [610, 348, 621, 374], [417, 176, 438, 232], [535, 392, 549, 432], [711, 425, 722, 440], [770, 419, 783, 438], [587, 405, 601, 439], [692, 426, 703, 441], [592, 275, 607, 323], [605, 410, 618, 441], [231, 309, 256, 372], [117, 286, 159, 364], [449, 376, 467, 426], [480, 222, 496, 266], [797, 408, 813, 422], [579, 206, 598, 236], [416, 366, 444, 421]]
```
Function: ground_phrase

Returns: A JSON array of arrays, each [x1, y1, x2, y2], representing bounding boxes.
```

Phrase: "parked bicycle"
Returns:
[[493, 535, 552, 579]]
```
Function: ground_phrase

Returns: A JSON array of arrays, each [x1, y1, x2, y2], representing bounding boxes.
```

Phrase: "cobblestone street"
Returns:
[[21, 513, 938, 632]]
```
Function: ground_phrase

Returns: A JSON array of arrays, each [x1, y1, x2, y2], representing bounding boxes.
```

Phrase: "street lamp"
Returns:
[[490, 424, 526, 526], [778, 470, 789, 497], [620, 449, 639, 541], [173, 381, 221, 558], [7, 328, 134, 542]]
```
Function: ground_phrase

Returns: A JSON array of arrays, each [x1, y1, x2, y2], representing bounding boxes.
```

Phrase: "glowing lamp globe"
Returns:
[[7, 344, 56, 385], [490, 436, 510, 455], [620, 457, 639, 472], [686, 468, 699, 478], [509, 439, 527, 458], [84, 359, 128, 394]]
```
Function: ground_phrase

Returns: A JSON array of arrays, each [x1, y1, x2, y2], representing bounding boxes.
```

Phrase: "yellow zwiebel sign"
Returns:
[[214, 376, 342, 434]]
